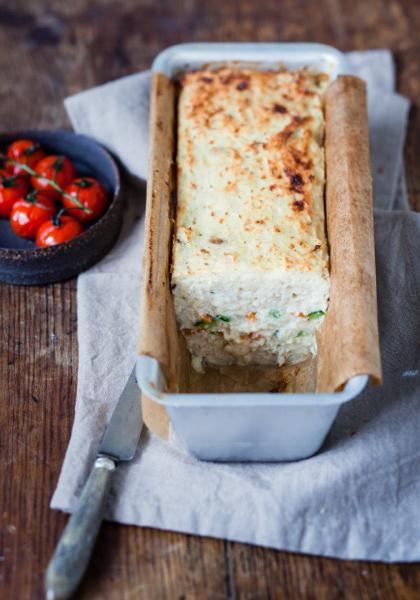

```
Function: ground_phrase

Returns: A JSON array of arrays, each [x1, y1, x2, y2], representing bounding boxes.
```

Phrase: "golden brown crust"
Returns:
[[174, 67, 329, 277]]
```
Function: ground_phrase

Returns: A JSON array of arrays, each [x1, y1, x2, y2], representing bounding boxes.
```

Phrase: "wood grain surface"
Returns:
[[0, 1, 419, 598]]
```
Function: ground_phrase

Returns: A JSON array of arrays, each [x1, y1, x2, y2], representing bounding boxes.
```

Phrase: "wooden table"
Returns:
[[1, 1, 419, 598]]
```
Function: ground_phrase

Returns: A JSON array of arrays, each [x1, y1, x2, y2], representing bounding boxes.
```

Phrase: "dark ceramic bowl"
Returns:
[[0, 130, 122, 285]]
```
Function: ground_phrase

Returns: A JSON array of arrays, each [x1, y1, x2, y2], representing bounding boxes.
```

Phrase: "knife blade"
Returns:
[[45, 365, 143, 600], [98, 365, 143, 461]]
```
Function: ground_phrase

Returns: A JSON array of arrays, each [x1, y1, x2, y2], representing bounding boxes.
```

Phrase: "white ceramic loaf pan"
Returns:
[[137, 43, 381, 462]]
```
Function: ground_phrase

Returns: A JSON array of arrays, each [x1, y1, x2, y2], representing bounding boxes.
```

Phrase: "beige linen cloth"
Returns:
[[51, 51, 420, 562]]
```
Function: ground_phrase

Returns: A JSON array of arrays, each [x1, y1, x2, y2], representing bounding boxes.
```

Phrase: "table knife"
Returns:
[[45, 365, 143, 600]]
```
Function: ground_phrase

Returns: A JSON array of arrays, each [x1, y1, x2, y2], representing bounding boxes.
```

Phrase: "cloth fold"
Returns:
[[52, 50, 420, 562]]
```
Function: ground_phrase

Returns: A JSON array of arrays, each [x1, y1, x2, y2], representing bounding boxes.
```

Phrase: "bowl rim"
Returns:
[[0, 129, 121, 257]]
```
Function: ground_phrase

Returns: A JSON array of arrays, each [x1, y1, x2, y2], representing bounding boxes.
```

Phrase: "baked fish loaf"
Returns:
[[172, 67, 330, 372]]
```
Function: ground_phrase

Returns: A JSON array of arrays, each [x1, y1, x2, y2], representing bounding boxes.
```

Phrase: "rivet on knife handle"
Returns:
[[45, 456, 116, 600]]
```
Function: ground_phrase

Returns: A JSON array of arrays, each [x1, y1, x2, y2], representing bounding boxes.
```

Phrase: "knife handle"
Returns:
[[45, 456, 116, 600]]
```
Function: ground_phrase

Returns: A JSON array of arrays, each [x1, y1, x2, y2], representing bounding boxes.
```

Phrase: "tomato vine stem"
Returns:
[[0, 155, 92, 214]]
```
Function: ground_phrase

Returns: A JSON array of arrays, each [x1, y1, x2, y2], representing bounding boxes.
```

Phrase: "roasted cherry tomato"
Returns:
[[6, 139, 45, 177], [63, 177, 109, 223], [31, 155, 76, 199], [10, 191, 56, 239], [35, 214, 83, 247], [0, 172, 29, 218]]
